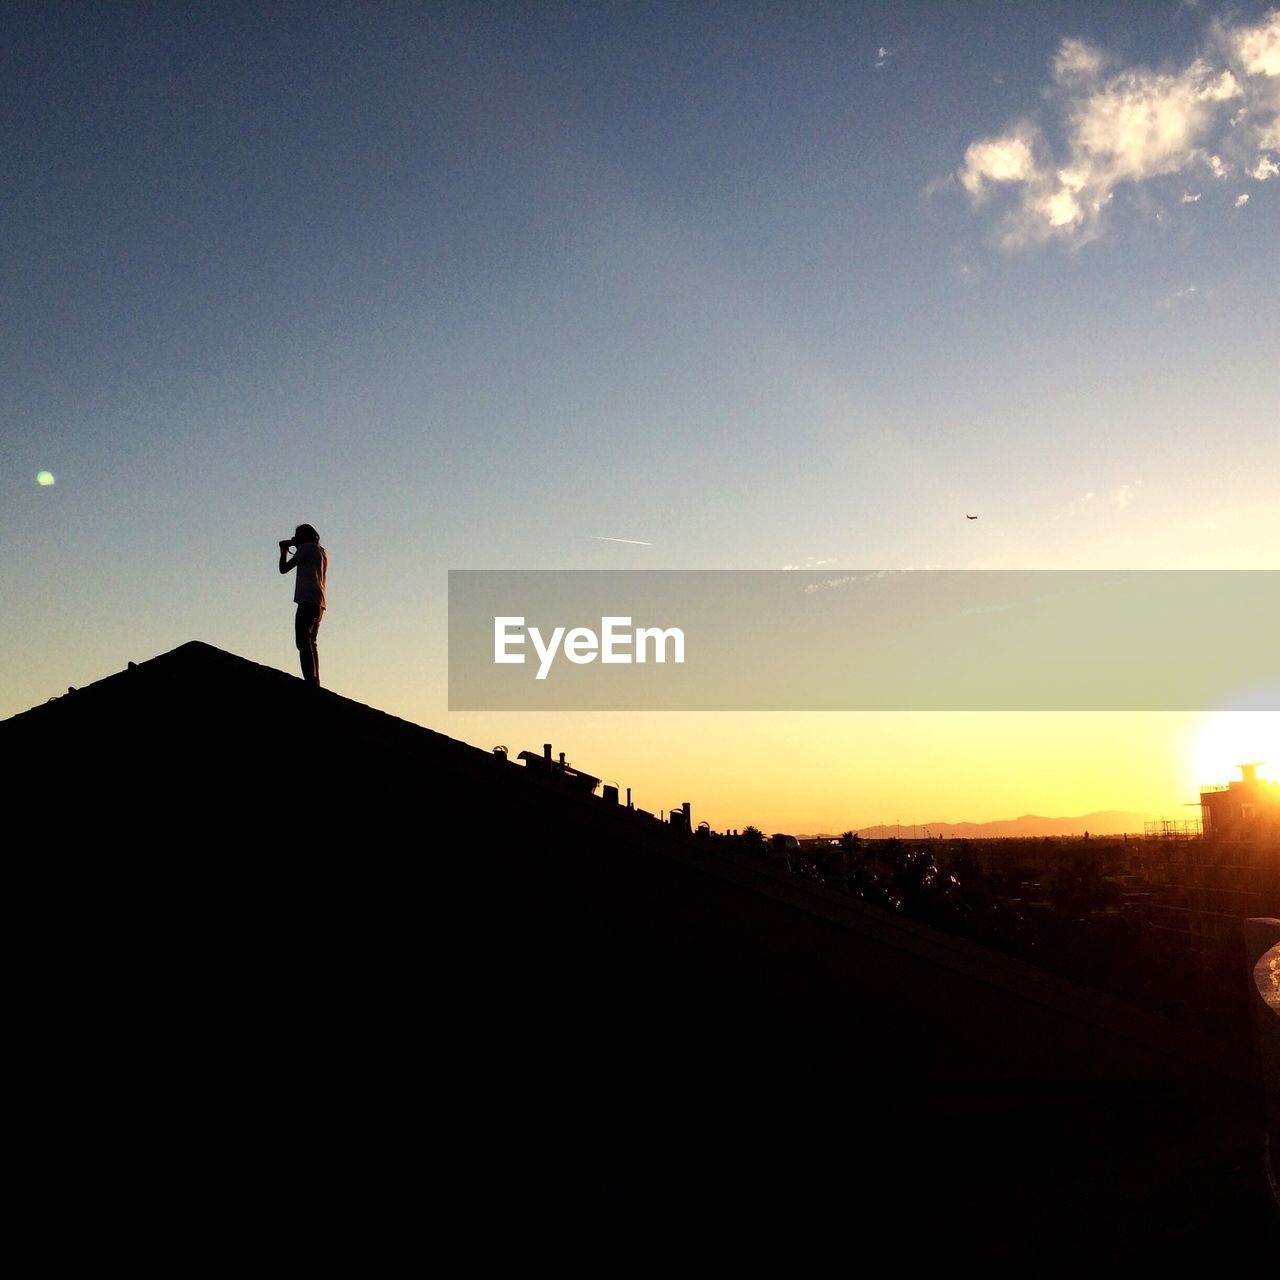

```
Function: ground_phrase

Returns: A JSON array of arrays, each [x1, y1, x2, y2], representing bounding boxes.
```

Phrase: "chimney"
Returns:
[[543, 743, 552, 766]]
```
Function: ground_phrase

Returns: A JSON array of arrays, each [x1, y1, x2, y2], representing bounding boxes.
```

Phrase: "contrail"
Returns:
[[591, 536, 654, 546]]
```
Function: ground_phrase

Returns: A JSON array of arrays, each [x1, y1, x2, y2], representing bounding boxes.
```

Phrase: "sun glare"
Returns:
[[1188, 712, 1280, 789]]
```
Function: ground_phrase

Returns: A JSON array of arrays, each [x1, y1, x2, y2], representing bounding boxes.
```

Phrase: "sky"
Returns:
[[3, 1, 1277, 830]]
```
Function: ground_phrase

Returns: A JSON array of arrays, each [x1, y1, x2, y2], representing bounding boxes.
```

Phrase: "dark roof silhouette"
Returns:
[[4, 641, 1272, 1261]]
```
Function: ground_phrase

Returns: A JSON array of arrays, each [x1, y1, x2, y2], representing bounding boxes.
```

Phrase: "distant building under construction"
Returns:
[[1153, 764, 1280, 950], [1199, 762, 1280, 842]]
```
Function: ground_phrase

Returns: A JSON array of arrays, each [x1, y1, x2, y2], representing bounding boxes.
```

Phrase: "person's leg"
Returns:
[[309, 607, 323, 686], [295, 604, 321, 685]]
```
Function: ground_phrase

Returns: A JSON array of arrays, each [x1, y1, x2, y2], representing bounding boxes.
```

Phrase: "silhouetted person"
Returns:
[[279, 523, 328, 686]]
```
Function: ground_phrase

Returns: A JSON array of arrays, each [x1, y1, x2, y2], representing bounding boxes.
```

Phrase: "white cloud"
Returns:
[[1053, 38, 1107, 84], [1230, 10, 1280, 75], [958, 127, 1040, 200], [953, 9, 1279, 248], [1235, 192, 1250, 206], [1112, 480, 1143, 509], [803, 575, 859, 594], [1055, 481, 1144, 519], [1181, 190, 1202, 201], [1216, 9, 1280, 176], [783, 556, 837, 571]]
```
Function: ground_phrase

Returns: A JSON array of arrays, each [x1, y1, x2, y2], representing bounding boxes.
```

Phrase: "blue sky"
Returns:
[[3, 3, 1276, 824]]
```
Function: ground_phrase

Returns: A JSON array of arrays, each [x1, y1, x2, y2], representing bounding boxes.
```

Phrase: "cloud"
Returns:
[[1217, 8, 1280, 160], [1159, 284, 1198, 308], [782, 555, 837, 570], [1111, 480, 1143, 509], [591, 535, 654, 546], [802, 569, 927, 594], [1250, 153, 1280, 178], [1053, 37, 1108, 84], [1229, 10, 1280, 75], [1181, 190, 1202, 201], [1054, 481, 1144, 518], [803, 575, 860, 594], [958, 128, 1039, 197], [1235, 192, 1250, 206], [952, 9, 1279, 248], [875, 44, 900, 70]]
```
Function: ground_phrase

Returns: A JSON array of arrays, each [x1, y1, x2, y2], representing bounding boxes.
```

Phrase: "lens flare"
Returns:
[[36, 470, 55, 487]]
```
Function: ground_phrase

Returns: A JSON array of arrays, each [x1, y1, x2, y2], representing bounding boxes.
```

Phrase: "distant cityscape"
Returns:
[[510, 742, 1278, 977]]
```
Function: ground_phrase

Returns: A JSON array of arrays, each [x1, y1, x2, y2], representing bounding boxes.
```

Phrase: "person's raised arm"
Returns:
[[279, 541, 297, 574]]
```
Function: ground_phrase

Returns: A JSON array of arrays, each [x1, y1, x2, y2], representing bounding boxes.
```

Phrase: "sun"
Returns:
[[1187, 712, 1279, 788]]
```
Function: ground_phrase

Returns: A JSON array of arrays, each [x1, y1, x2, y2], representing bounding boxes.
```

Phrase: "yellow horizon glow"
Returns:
[[429, 707, 1279, 834]]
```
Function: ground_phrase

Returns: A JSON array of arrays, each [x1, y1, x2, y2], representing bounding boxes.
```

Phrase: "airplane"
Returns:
[[965, 514, 978, 520]]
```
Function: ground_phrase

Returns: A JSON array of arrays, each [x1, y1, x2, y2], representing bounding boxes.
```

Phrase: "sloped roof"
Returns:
[[0, 640, 1230, 1070], [6, 640, 1268, 1257]]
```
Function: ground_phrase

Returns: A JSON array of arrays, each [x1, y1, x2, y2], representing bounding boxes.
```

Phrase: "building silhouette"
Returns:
[[1201, 763, 1280, 842], [1151, 766, 1280, 950]]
